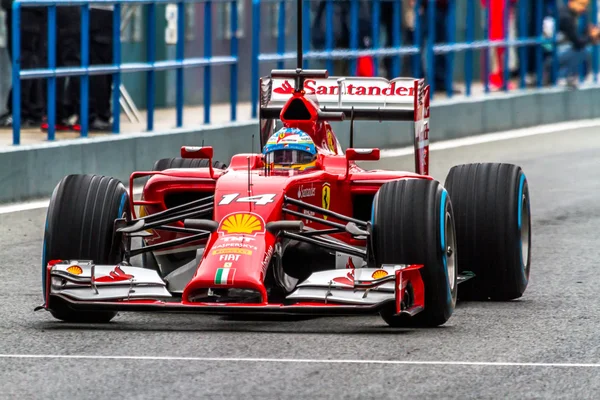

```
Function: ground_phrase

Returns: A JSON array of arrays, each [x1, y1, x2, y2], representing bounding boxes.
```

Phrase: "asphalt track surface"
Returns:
[[2, 126, 600, 399]]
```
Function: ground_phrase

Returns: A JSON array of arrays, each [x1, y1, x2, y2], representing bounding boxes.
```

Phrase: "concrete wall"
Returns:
[[1, 85, 599, 204]]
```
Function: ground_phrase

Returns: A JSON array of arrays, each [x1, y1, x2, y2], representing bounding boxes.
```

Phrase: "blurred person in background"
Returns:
[[0, 0, 46, 128], [550, 0, 600, 87], [41, 6, 81, 132], [73, 3, 113, 132], [311, 0, 374, 76], [517, 0, 555, 85], [381, 0, 417, 79], [421, 0, 461, 93], [42, 5, 113, 132]]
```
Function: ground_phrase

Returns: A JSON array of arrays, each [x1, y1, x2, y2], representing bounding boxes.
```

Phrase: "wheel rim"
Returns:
[[520, 194, 530, 270], [445, 212, 457, 291]]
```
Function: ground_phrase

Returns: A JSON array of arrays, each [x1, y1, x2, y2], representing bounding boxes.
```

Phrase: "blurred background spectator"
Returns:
[[85, 3, 114, 132], [311, 0, 374, 76], [0, 0, 46, 128], [548, 0, 600, 87], [42, 6, 81, 132]]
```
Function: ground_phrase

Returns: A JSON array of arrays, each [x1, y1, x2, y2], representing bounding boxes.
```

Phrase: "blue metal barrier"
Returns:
[[9, 0, 600, 145], [11, 0, 239, 145], [251, 0, 600, 119]]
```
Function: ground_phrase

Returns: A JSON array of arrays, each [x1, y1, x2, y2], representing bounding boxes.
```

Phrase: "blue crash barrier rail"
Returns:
[[9, 0, 599, 145], [11, 0, 239, 145]]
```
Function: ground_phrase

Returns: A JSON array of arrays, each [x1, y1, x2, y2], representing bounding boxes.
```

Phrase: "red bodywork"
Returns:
[[46, 75, 431, 317]]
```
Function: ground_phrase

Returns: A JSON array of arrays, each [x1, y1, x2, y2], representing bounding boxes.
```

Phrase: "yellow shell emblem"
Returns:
[[219, 213, 265, 235], [66, 265, 83, 275], [372, 269, 388, 280]]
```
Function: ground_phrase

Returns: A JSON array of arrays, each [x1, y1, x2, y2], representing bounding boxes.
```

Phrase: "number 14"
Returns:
[[219, 193, 276, 206]]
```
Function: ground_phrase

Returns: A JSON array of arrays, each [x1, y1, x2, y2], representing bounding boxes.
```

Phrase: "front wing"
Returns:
[[42, 260, 425, 317]]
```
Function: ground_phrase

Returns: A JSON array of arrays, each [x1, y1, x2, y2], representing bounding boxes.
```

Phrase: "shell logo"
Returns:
[[326, 129, 336, 153], [66, 265, 83, 275], [219, 213, 265, 235], [372, 269, 388, 280]]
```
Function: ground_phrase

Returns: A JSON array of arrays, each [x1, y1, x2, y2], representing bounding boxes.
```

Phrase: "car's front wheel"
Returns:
[[43, 174, 130, 323], [371, 178, 458, 327]]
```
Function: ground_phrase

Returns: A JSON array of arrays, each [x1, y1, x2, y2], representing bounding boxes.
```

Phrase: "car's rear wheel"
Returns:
[[444, 163, 531, 300], [152, 157, 228, 171], [43, 174, 130, 323], [372, 179, 457, 327]]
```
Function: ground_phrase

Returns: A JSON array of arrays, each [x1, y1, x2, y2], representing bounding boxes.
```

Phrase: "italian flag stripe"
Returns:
[[215, 268, 235, 285]]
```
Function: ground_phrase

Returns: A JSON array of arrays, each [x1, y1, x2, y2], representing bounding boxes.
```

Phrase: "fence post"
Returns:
[[230, 0, 238, 121], [251, 0, 259, 119], [413, 0, 421, 78], [325, 0, 333, 73], [80, 4, 90, 137], [502, 0, 509, 91], [176, 1, 184, 127], [47, 5, 57, 141], [349, 0, 358, 75], [517, 0, 526, 88], [426, 0, 435, 97], [147, 3, 156, 131], [550, 0, 558, 86], [203, 0, 212, 124], [371, 0, 380, 77], [11, 1, 20, 145], [112, 3, 121, 133], [277, 0, 285, 70], [446, 0, 456, 97], [302, 0, 309, 69], [534, 0, 542, 87], [391, 0, 401, 78], [592, 0, 598, 82], [483, 0, 490, 93], [465, 0, 474, 96]]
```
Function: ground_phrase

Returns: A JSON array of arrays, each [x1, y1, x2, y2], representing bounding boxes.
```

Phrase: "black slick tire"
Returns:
[[152, 158, 228, 171], [372, 179, 458, 327], [43, 174, 130, 323], [444, 163, 531, 301]]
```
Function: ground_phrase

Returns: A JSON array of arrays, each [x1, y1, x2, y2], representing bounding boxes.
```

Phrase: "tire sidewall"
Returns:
[[434, 187, 458, 320], [516, 172, 531, 292]]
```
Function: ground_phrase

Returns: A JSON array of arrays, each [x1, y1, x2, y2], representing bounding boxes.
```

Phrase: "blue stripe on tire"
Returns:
[[440, 190, 452, 303], [517, 173, 528, 284], [117, 192, 127, 217], [518, 174, 525, 229], [41, 217, 48, 301]]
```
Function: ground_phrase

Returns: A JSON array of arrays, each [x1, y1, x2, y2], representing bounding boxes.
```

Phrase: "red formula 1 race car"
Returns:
[[38, 68, 532, 327]]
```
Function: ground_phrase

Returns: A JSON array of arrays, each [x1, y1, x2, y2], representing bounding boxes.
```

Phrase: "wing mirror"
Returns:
[[346, 148, 380, 161], [180, 146, 216, 179]]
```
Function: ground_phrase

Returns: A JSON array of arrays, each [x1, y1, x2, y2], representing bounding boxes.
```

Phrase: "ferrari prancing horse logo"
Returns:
[[322, 183, 331, 220]]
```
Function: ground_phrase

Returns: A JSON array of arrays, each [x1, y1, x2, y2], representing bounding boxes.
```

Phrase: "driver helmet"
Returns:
[[263, 127, 317, 172]]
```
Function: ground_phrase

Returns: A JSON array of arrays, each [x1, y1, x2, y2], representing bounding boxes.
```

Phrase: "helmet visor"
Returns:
[[266, 149, 316, 166]]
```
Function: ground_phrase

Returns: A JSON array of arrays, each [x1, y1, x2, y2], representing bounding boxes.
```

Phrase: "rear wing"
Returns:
[[258, 70, 431, 175]]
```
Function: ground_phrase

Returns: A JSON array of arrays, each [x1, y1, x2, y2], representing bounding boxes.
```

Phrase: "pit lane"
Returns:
[[2, 125, 600, 399]]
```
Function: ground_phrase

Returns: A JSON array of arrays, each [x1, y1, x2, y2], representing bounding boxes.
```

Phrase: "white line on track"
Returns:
[[380, 118, 600, 158], [2, 117, 600, 216], [0, 354, 599, 368]]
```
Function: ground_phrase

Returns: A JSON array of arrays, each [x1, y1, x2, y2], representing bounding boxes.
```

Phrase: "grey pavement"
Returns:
[[1, 127, 600, 399]]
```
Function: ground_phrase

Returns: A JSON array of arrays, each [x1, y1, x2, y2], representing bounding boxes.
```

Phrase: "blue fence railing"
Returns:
[[9, 0, 600, 145], [11, 0, 239, 145], [250, 0, 599, 118]]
